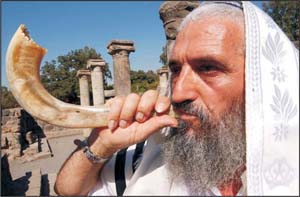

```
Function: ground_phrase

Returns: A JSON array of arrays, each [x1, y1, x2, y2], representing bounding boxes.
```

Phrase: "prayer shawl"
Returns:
[[89, 1, 299, 195]]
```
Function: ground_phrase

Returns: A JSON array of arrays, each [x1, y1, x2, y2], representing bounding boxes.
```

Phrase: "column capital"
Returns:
[[157, 67, 169, 75], [107, 40, 135, 55], [76, 69, 91, 78], [87, 59, 106, 70]]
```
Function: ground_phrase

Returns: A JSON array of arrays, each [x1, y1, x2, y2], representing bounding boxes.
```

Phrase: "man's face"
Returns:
[[162, 16, 246, 193], [169, 16, 245, 130]]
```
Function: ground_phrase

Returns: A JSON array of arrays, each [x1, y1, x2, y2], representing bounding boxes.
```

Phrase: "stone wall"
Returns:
[[1, 108, 82, 161]]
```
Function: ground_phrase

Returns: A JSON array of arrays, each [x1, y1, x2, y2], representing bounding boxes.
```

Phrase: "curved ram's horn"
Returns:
[[6, 24, 110, 128]]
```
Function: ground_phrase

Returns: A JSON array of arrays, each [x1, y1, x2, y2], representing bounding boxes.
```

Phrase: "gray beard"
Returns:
[[161, 100, 246, 194]]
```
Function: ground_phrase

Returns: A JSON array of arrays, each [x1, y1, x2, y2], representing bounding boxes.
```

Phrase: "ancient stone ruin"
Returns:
[[107, 40, 135, 96], [87, 59, 107, 106], [1, 108, 82, 163], [76, 69, 91, 106], [159, 1, 199, 58]]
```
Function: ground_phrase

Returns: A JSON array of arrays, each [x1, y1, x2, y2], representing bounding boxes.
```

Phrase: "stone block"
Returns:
[[13, 108, 22, 117], [104, 89, 116, 98], [23, 146, 39, 155], [1, 136, 8, 148], [6, 116, 20, 122], [1, 126, 10, 133], [7, 148, 21, 161], [12, 132, 21, 143], [9, 147, 21, 156], [1, 116, 10, 125], [34, 152, 52, 160], [107, 40, 135, 55], [8, 124, 21, 133], [21, 156, 34, 163], [2, 109, 10, 116], [6, 133, 21, 149]]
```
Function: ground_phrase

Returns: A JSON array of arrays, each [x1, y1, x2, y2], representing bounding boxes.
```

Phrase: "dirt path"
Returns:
[[9, 134, 84, 179]]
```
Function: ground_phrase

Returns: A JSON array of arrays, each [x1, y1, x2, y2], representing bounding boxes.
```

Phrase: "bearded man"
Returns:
[[55, 1, 299, 196]]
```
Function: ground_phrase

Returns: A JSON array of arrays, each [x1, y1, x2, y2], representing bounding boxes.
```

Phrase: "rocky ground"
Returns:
[[4, 134, 84, 196]]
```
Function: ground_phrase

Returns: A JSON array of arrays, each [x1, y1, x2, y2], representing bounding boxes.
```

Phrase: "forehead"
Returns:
[[170, 17, 244, 62]]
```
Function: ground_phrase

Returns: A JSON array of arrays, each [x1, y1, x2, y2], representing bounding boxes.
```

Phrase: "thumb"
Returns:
[[134, 115, 178, 142]]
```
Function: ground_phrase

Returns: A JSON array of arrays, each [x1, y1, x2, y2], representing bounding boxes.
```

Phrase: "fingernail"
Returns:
[[136, 112, 144, 121], [156, 103, 165, 113], [119, 120, 127, 128], [108, 120, 116, 130]]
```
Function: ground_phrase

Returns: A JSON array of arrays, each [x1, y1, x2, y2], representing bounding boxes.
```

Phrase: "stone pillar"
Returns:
[[157, 67, 169, 96], [107, 40, 135, 96], [159, 1, 199, 59], [87, 59, 106, 106], [76, 70, 91, 106]]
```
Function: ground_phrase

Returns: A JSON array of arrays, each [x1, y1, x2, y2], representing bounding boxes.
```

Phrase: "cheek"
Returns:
[[204, 75, 245, 115]]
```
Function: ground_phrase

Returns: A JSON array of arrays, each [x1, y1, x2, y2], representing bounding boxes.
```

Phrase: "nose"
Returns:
[[171, 65, 199, 104]]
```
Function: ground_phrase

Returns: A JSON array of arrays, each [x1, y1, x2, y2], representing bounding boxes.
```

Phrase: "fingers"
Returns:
[[107, 90, 172, 131], [155, 96, 171, 114], [132, 115, 178, 143], [107, 93, 141, 130], [119, 93, 140, 128], [107, 96, 125, 130], [135, 90, 158, 122]]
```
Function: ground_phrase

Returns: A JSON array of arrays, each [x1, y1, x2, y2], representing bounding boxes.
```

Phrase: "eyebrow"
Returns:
[[168, 56, 227, 69]]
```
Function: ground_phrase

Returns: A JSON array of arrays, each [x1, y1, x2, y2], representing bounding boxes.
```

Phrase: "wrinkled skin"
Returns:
[[169, 16, 245, 132]]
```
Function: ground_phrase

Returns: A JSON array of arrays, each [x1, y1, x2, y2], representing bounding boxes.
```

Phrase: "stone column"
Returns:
[[157, 67, 169, 96], [87, 59, 106, 106], [76, 70, 91, 106], [107, 40, 135, 96], [159, 1, 199, 59]]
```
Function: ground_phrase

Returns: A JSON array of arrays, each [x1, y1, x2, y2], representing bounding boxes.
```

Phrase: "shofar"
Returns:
[[6, 25, 174, 129], [6, 24, 111, 128]]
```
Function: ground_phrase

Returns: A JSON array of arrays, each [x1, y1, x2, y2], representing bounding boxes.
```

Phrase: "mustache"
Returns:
[[171, 100, 210, 123]]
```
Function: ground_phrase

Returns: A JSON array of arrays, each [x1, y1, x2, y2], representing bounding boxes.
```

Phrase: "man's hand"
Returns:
[[87, 90, 178, 158]]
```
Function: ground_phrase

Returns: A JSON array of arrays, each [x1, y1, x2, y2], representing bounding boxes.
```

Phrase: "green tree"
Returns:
[[40, 46, 112, 104], [130, 70, 159, 94], [263, 1, 299, 47], [1, 86, 19, 109]]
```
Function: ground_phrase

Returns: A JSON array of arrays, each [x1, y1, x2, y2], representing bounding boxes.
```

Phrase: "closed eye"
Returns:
[[197, 64, 219, 73], [169, 62, 181, 75], [194, 59, 226, 77]]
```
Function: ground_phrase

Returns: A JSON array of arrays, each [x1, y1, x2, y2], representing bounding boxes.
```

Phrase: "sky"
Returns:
[[1, 1, 263, 88]]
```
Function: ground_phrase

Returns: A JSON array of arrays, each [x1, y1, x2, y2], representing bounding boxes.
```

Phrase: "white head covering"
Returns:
[[243, 1, 299, 195]]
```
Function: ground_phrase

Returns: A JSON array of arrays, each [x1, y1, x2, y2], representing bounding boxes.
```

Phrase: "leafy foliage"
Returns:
[[130, 70, 159, 94], [263, 1, 299, 46], [40, 46, 112, 104], [1, 86, 19, 109]]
